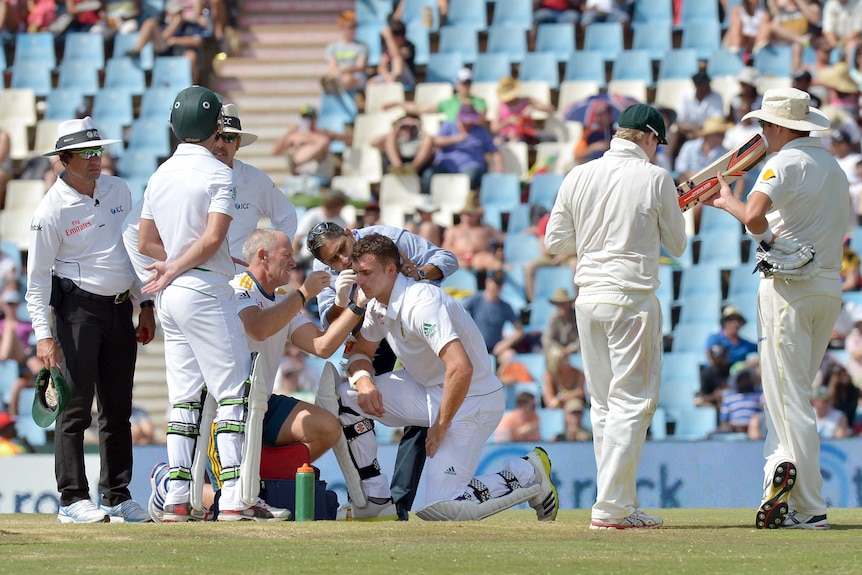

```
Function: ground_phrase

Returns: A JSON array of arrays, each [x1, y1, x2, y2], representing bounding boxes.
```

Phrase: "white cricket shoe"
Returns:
[[523, 446, 559, 521], [784, 510, 830, 530], [218, 499, 291, 522], [57, 499, 110, 524], [337, 497, 398, 521], [100, 499, 151, 523], [147, 461, 170, 522], [590, 509, 664, 530]]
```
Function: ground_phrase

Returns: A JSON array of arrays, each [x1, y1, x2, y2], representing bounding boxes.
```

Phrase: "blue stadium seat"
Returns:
[[486, 25, 528, 64], [678, 263, 722, 302], [535, 23, 576, 63], [564, 51, 606, 86], [472, 53, 511, 83], [398, 0, 440, 31], [658, 351, 702, 421], [583, 22, 624, 62], [678, 295, 723, 326], [722, 0, 742, 29], [406, 23, 430, 66], [0, 45, 6, 71], [126, 176, 148, 205], [319, 92, 358, 123], [538, 408, 565, 441], [355, 0, 392, 26], [706, 48, 745, 78], [104, 57, 147, 97], [699, 207, 742, 236], [506, 203, 532, 235], [151, 56, 193, 91], [657, 265, 674, 335], [519, 52, 559, 89], [14, 32, 55, 68], [528, 173, 563, 210], [681, 20, 722, 60], [611, 49, 653, 85], [650, 405, 668, 440], [503, 232, 541, 267], [697, 231, 743, 270], [127, 117, 171, 158], [112, 32, 154, 71], [57, 60, 100, 96], [11, 60, 52, 97], [727, 265, 760, 304], [63, 32, 105, 70], [118, 148, 161, 179], [446, 0, 487, 31], [442, 268, 478, 294], [680, 0, 719, 26], [315, 114, 348, 153], [533, 267, 574, 302], [425, 52, 464, 84], [632, 22, 672, 62], [479, 173, 521, 212], [16, 388, 47, 446], [438, 26, 479, 64], [96, 119, 127, 159], [673, 406, 718, 440], [523, 297, 553, 331], [633, 0, 673, 27], [491, 0, 533, 31], [44, 88, 87, 121], [658, 48, 700, 81], [754, 45, 793, 78], [355, 23, 382, 67], [140, 86, 178, 122], [93, 87, 135, 127]]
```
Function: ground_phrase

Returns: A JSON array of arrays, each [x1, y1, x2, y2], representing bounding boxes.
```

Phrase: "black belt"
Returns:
[[60, 278, 129, 304]]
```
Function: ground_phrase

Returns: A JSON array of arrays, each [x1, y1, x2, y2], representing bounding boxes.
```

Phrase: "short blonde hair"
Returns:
[[614, 127, 647, 143]]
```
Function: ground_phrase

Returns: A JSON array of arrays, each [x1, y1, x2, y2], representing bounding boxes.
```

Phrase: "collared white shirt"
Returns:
[[231, 270, 311, 395], [361, 274, 501, 396], [676, 90, 725, 128], [26, 172, 136, 340], [227, 158, 298, 264], [751, 137, 849, 278], [141, 143, 236, 280]]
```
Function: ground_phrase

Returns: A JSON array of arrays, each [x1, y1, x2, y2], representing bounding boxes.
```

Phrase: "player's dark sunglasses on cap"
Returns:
[[214, 133, 239, 143], [306, 221, 346, 255], [72, 147, 105, 159]]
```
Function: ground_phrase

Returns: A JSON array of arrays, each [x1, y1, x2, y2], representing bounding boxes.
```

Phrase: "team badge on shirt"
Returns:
[[761, 168, 776, 181], [423, 322, 437, 339]]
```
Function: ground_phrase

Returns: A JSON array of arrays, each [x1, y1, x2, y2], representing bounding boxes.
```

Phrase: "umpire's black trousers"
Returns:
[[53, 286, 137, 507]]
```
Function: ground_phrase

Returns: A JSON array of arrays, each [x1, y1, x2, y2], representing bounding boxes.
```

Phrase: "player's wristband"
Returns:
[[348, 369, 373, 389], [296, 288, 307, 307], [747, 228, 773, 245], [348, 301, 366, 316], [140, 300, 154, 309]]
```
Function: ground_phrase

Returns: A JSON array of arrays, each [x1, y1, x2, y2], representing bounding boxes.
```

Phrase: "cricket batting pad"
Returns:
[[190, 390, 217, 513], [240, 352, 266, 507], [315, 361, 368, 509]]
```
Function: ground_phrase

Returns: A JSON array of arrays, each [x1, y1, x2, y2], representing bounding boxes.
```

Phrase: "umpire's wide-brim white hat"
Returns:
[[742, 87, 830, 132], [42, 116, 121, 156], [220, 103, 258, 147]]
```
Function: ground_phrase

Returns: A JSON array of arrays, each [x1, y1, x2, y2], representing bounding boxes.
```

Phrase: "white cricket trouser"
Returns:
[[156, 275, 252, 511], [758, 275, 841, 517], [576, 290, 661, 522], [337, 370, 511, 504]]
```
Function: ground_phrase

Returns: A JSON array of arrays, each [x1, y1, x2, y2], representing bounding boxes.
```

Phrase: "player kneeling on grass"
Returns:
[[324, 233, 558, 521], [149, 229, 366, 521]]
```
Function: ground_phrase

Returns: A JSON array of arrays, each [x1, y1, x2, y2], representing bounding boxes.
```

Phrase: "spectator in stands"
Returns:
[[792, 70, 822, 108], [852, 159, 862, 223], [442, 196, 504, 271], [841, 236, 862, 291], [724, 0, 769, 61], [404, 194, 445, 247], [392, 0, 449, 23], [730, 67, 763, 123], [130, 404, 155, 445], [541, 288, 586, 411], [373, 17, 416, 91], [553, 398, 592, 442], [0, 288, 40, 418], [830, 128, 861, 190], [579, 0, 631, 31], [293, 189, 349, 265], [677, 116, 734, 232], [370, 112, 435, 179], [461, 269, 524, 360], [60, 0, 100, 34], [359, 201, 381, 228], [125, 0, 208, 84], [812, 383, 852, 437], [669, 71, 725, 170], [573, 100, 615, 165], [717, 364, 763, 434], [706, 305, 759, 368], [321, 10, 368, 95], [821, 0, 862, 62], [26, 0, 56, 32], [822, 361, 859, 425], [533, 0, 582, 25], [492, 77, 556, 146], [0, 128, 11, 210], [757, 0, 820, 74], [423, 104, 503, 193], [90, 1, 140, 36], [697, 343, 733, 409], [494, 391, 541, 442], [0, 0, 23, 35], [0, 411, 25, 456], [725, 100, 761, 152], [390, 67, 488, 121], [815, 61, 861, 115], [272, 105, 344, 182], [524, 211, 577, 302]]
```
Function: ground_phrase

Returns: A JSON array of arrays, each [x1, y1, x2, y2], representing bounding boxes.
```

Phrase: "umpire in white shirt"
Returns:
[[26, 117, 155, 524]]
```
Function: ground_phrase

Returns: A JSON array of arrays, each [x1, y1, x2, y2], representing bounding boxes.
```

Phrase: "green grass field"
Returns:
[[2, 509, 862, 575]]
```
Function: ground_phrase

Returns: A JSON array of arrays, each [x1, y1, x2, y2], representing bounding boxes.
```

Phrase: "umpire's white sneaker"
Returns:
[[336, 497, 398, 521], [100, 499, 151, 523], [784, 510, 830, 530], [57, 499, 110, 524], [590, 509, 664, 530], [524, 447, 559, 521]]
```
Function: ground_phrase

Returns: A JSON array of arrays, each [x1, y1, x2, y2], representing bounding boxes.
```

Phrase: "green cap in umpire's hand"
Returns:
[[170, 85, 224, 143], [618, 104, 668, 145]]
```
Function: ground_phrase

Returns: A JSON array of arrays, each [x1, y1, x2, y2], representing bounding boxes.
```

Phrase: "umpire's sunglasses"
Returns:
[[72, 148, 105, 160], [306, 221, 345, 255], [214, 133, 239, 143]]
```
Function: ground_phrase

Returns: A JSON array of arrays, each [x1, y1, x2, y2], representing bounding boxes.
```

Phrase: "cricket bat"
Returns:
[[677, 133, 767, 212]]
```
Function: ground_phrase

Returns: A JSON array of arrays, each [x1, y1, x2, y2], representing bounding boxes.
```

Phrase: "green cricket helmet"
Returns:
[[170, 85, 224, 143]]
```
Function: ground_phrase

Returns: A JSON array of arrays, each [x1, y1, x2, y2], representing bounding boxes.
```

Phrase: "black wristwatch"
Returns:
[[348, 301, 366, 315], [417, 268, 427, 281]]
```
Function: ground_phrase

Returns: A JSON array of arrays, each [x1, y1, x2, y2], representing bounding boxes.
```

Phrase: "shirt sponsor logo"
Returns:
[[65, 219, 92, 236], [234, 202, 250, 210], [237, 291, 251, 300], [762, 168, 776, 181], [110, 205, 124, 214], [30, 221, 42, 231], [423, 322, 437, 339]]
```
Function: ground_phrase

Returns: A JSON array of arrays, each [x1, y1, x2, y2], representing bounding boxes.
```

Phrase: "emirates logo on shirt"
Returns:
[[65, 219, 92, 236]]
